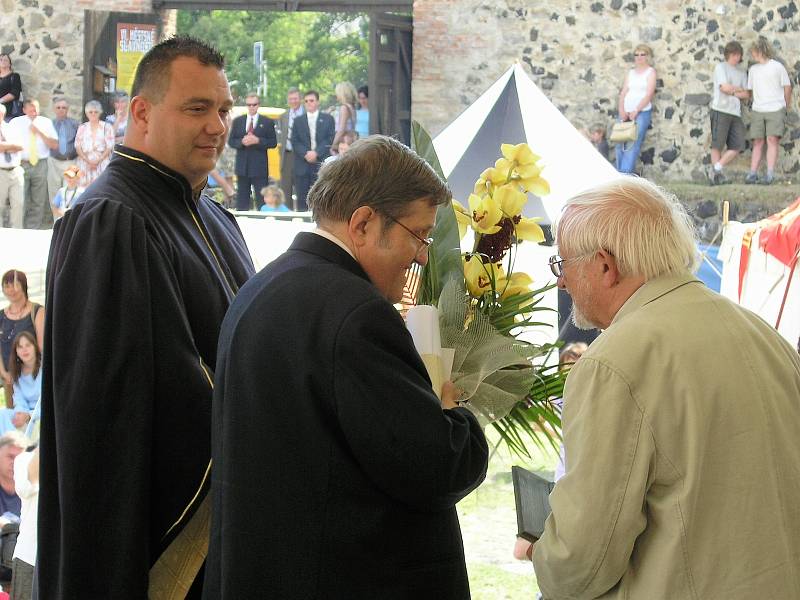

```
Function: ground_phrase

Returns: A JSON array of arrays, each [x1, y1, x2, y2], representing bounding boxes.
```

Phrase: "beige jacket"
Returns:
[[533, 273, 800, 599]]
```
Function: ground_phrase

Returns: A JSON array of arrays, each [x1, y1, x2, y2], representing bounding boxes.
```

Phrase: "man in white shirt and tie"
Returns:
[[0, 104, 24, 228], [290, 90, 335, 211], [229, 93, 277, 211], [9, 99, 57, 229]]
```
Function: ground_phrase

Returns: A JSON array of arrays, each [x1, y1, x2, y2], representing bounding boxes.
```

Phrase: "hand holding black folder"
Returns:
[[512, 466, 555, 542]]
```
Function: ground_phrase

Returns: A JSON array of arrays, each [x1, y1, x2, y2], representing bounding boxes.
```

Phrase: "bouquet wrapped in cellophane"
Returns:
[[404, 122, 566, 456]]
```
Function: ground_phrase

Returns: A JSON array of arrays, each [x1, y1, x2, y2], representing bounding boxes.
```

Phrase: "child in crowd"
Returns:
[[259, 185, 290, 213], [589, 124, 609, 160], [324, 130, 358, 164], [1, 332, 40, 435], [51, 166, 85, 219]]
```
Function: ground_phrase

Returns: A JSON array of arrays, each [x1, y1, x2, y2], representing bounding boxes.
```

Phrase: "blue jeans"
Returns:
[[615, 109, 652, 174]]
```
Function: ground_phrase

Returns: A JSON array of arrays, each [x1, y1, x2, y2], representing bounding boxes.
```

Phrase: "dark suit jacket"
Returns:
[[228, 113, 277, 177], [204, 232, 489, 599], [290, 111, 335, 176]]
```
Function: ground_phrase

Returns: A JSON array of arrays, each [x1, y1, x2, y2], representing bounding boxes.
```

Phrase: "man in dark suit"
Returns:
[[228, 93, 277, 210], [204, 135, 489, 599], [290, 90, 335, 211], [278, 87, 303, 209]]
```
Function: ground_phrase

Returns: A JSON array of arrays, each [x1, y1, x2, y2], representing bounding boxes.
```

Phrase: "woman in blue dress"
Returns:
[[2, 331, 40, 434]]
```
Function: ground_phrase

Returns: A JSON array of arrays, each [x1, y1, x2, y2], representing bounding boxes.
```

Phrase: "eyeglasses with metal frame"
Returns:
[[384, 213, 434, 255], [548, 254, 580, 278]]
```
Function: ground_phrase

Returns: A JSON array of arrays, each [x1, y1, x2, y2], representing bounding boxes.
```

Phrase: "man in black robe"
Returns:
[[204, 136, 489, 599], [38, 36, 254, 599]]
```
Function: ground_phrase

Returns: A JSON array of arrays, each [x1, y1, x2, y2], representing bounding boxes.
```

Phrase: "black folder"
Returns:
[[512, 466, 555, 542]]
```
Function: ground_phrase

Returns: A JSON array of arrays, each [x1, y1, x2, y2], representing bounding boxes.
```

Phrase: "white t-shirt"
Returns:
[[747, 59, 791, 112], [711, 62, 748, 116]]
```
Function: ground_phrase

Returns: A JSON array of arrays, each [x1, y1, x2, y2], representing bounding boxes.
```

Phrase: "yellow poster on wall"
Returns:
[[116, 24, 157, 96]]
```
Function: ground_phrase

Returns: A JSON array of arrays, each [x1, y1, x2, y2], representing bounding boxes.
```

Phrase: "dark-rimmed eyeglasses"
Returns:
[[548, 254, 581, 278], [246, 103, 259, 107], [384, 214, 433, 254], [634, 52, 648, 57]]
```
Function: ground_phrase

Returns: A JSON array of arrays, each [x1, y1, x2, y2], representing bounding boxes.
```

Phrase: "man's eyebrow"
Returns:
[[182, 97, 214, 106]]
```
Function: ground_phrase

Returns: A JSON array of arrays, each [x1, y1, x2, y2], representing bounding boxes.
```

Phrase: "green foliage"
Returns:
[[411, 119, 567, 457], [176, 10, 368, 107], [411, 121, 464, 305]]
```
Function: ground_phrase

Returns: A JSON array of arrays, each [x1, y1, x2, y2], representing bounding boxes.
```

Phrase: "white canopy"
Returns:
[[433, 63, 619, 226]]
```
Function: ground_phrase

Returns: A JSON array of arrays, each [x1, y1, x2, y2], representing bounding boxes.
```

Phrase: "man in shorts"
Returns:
[[708, 41, 749, 185], [745, 37, 792, 185]]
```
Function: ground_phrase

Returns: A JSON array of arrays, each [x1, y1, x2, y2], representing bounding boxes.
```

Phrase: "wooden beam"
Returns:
[[152, 0, 412, 11]]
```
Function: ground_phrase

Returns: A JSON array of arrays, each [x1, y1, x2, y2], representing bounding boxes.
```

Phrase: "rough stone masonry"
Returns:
[[412, 0, 800, 183]]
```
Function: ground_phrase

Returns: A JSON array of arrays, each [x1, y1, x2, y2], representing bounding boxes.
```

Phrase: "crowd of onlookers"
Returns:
[[1, 52, 127, 230], [216, 80, 369, 213], [0, 270, 42, 599], [582, 36, 793, 184]]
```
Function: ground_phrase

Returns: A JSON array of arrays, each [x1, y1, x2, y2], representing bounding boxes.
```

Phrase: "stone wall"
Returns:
[[1, 0, 173, 122], [412, 0, 800, 182]]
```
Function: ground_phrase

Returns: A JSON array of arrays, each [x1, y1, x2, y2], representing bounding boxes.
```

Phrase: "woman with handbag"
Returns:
[[615, 44, 656, 174], [0, 55, 22, 123]]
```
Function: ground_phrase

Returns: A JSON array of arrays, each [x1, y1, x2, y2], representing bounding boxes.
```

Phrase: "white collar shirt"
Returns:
[[8, 115, 57, 161], [307, 110, 319, 151], [0, 120, 22, 168]]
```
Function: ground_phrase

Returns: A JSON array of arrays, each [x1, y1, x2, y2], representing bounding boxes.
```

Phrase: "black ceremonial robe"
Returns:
[[204, 232, 489, 599], [38, 146, 255, 599]]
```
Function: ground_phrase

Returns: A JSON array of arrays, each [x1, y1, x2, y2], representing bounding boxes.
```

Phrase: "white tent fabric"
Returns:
[[719, 222, 800, 347], [433, 63, 619, 225], [0, 217, 312, 303]]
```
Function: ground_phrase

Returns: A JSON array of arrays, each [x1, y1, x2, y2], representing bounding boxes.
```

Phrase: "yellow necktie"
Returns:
[[29, 128, 39, 166]]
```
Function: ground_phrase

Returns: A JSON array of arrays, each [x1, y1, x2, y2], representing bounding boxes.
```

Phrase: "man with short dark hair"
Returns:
[[204, 135, 489, 599], [518, 177, 800, 599], [708, 41, 749, 185], [47, 97, 79, 201], [39, 35, 255, 599], [290, 90, 335, 211], [278, 87, 303, 208], [229, 92, 277, 210], [8, 99, 57, 229]]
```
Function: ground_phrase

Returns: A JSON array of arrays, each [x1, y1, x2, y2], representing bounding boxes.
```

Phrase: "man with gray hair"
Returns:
[[205, 135, 488, 598], [0, 104, 24, 228], [47, 97, 79, 201], [518, 177, 800, 598]]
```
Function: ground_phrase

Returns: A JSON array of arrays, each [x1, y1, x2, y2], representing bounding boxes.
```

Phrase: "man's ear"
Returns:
[[597, 249, 621, 288], [128, 96, 150, 131], [347, 206, 375, 249]]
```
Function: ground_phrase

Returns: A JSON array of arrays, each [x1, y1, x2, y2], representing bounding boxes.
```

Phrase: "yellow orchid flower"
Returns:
[[520, 174, 550, 196], [452, 200, 471, 240], [468, 193, 502, 235], [494, 183, 527, 217], [473, 167, 507, 196], [501, 143, 540, 166], [516, 162, 542, 179], [515, 216, 545, 243], [464, 256, 505, 298], [500, 271, 534, 299]]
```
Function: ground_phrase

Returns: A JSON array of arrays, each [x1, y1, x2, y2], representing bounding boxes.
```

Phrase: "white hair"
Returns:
[[84, 99, 103, 115], [556, 176, 698, 280]]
